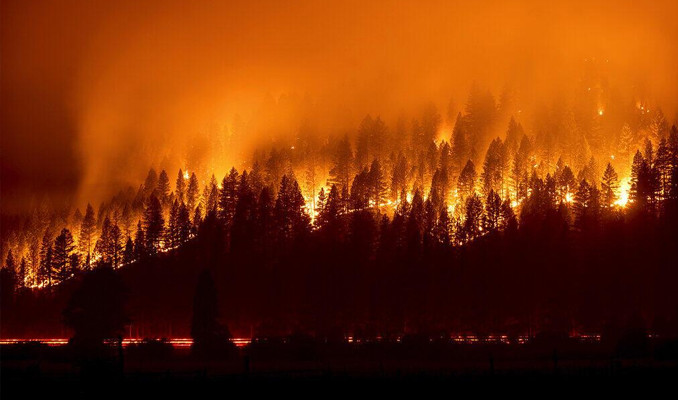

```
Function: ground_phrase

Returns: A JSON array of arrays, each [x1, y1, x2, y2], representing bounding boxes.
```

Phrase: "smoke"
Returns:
[[2, 0, 678, 212]]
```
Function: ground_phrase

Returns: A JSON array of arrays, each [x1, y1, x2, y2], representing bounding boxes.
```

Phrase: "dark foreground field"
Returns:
[[3, 339, 678, 396]]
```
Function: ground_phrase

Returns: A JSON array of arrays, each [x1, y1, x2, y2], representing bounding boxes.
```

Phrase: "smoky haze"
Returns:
[[2, 0, 677, 213]]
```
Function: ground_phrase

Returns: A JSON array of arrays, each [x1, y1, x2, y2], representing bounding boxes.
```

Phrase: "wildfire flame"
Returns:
[[615, 178, 631, 208]]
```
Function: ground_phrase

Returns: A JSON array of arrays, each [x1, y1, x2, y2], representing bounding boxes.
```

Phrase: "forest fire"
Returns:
[[615, 178, 632, 207], [2, 0, 678, 389]]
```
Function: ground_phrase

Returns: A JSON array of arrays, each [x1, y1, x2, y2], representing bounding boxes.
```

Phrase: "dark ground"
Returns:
[[2, 340, 678, 397]]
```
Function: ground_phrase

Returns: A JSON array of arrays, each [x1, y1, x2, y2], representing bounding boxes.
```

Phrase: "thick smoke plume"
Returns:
[[2, 0, 677, 212]]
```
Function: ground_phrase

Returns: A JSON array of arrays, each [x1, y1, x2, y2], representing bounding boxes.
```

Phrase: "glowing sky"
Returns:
[[2, 0, 677, 212]]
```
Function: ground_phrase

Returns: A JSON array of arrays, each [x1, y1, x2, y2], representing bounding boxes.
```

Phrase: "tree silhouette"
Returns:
[[390, 153, 408, 202], [275, 174, 310, 243], [143, 168, 158, 198], [191, 269, 231, 355], [157, 169, 171, 204], [218, 167, 239, 233], [204, 174, 219, 214], [175, 169, 186, 204], [1, 258, 17, 299], [122, 236, 134, 264], [143, 195, 165, 255], [38, 230, 53, 286], [458, 160, 477, 203], [601, 163, 619, 209], [166, 200, 180, 248], [177, 202, 191, 244], [328, 135, 354, 193], [63, 266, 129, 347], [462, 193, 484, 241], [17, 257, 27, 290], [53, 228, 76, 283], [556, 165, 576, 204], [574, 180, 601, 231], [483, 189, 502, 232], [187, 172, 200, 213], [630, 151, 653, 214], [79, 204, 96, 269], [368, 159, 387, 209], [133, 220, 146, 260]]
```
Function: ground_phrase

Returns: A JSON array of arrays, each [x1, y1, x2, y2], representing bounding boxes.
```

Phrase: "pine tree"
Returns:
[[1, 252, 17, 294], [457, 160, 477, 203], [109, 221, 123, 268], [655, 138, 673, 199], [483, 189, 502, 232], [167, 200, 180, 248], [143, 195, 165, 255], [204, 174, 219, 215], [187, 172, 200, 213], [231, 173, 257, 251], [429, 168, 450, 211], [256, 187, 276, 251], [406, 189, 425, 253], [178, 202, 191, 244], [648, 109, 668, 144], [120, 204, 133, 237], [328, 135, 354, 193], [433, 207, 451, 247], [574, 180, 601, 230], [304, 151, 320, 216], [504, 116, 523, 156], [421, 103, 441, 146], [5, 249, 16, 277], [501, 197, 517, 231], [144, 168, 158, 198], [368, 159, 387, 209], [315, 187, 327, 225], [193, 205, 203, 232], [218, 168, 239, 227], [38, 230, 53, 286], [513, 135, 532, 201], [157, 170, 171, 204], [133, 221, 146, 259], [96, 216, 112, 264], [577, 156, 599, 187], [601, 163, 619, 209], [17, 257, 27, 289], [390, 153, 408, 202], [79, 204, 96, 269], [275, 174, 310, 242], [644, 139, 654, 166], [317, 184, 341, 230], [265, 149, 288, 193], [556, 165, 576, 204], [464, 85, 497, 158], [481, 138, 506, 198], [53, 228, 75, 283], [462, 193, 484, 241], [422, 197, 437, 249], [123, 236, 134, 264], [630, 151, 652, 213], [349, 169, 370, 211]]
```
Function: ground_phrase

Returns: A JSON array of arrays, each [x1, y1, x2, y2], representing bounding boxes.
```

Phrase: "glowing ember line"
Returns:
[[0, 338, 252, 348]]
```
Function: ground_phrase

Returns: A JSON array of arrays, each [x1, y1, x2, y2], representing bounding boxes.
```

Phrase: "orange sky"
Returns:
[[2, 0, 678, 212]]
